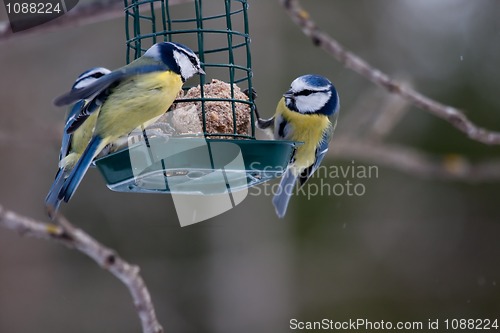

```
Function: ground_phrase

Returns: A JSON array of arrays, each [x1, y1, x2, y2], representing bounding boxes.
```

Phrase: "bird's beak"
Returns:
[[198, 67, 206, 75], [283, 89, 294, 99]]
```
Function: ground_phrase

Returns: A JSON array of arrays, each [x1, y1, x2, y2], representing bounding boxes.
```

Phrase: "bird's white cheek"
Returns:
[[295, 94, 330, 114], [173, 50, 197, 80]]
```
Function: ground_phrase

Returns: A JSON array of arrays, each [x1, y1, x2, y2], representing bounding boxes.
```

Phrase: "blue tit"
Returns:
[[255, 74, 339, 218], [53, 42, 205, 204], [45, 67, 111, 216]]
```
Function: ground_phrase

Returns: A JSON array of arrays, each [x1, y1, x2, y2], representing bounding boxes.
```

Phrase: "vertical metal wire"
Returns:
[[164, 0, 173, 42], [242, 0, 255, 137], [194, 0, 207, 135], [150, 0, 157, 44], [124, 0, 131, 63], [160, 0, 168, 41], [224, 0, 238, 136], [132, 0, 141, 59]]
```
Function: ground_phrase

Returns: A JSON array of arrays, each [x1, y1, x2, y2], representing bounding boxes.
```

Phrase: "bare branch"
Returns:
[[0, 0, 194, 43], [336, 83, 411, 141], [280, 0, 500, 145], [331, 137, 500, 183], [0, 206, 164, 333]]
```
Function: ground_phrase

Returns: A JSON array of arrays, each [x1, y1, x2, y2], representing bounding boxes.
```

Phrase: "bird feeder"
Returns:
[[94, 0, 299, 194]]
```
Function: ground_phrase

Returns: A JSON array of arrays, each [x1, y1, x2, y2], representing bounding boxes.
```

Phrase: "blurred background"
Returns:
[[1, 0, 500, 332]]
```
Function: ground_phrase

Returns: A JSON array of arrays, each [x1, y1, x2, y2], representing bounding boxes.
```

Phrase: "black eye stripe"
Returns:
[[295, 89, 314, 96], [76, 72, 105, 82], [177, 47, 199, 66], [189, 55, 198, 65], [294, 88, 328, 96], [91, 72, 106, 79]]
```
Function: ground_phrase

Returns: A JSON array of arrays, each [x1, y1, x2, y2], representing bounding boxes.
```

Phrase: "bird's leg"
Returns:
[[243, 88, 274, 129]]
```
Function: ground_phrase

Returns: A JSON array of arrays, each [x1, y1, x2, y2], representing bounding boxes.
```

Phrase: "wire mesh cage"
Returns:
[[94, 0, 299, 194], [125, 0, 255, 139]]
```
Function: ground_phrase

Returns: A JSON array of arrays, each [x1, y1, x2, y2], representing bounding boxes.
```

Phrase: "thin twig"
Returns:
[[280, 0, 500, 145], [330, 137, 500, 183], [0, 0, 194, 43], [0, 206, 163, 333], [336, 83, 411, 141]]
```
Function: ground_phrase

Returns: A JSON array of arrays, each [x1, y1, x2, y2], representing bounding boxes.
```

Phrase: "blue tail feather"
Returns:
[[59, 136, 102, 203], [45, 168, 66, 217], [272, 168, 298, 218]]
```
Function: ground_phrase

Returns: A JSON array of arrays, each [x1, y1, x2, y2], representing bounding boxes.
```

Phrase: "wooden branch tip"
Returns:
[[281, 0, 500, 145], [0, 207, 164, 333]]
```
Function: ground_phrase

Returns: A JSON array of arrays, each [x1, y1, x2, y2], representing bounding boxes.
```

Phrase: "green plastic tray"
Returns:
[[94, 137, 300, 195]]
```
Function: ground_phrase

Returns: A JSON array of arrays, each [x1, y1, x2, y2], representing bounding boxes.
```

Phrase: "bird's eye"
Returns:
[[296, 89, 315, 96], [92, 72, 106, 79], [187, 54, 199, 67]]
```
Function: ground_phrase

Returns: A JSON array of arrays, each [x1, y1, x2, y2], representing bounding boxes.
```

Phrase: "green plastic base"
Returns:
[[94, 137, 300, 195]]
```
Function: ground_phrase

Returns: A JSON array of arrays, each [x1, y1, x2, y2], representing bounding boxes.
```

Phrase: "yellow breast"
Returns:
[[276, 98, 331, 170], [71, 111, 98, 154], [96, 71, 183, 141]]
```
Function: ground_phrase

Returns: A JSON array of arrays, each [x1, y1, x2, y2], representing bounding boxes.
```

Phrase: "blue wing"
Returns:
[[59, 135, 103, 202], [47, 99, 86, 217], [57, 64, 168, 133], [59, 100, 85, 160], [65, 95, 103, 134], [54, 64, 168, 106], [45, 168, 65, 217]]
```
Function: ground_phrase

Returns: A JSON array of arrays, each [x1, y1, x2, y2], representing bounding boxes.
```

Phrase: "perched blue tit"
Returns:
[[45, 67, 111, 216], [53, 42, 205, 204], [255, 74, 339, 218]]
